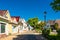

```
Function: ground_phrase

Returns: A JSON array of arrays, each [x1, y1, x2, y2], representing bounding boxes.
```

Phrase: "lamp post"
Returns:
[[44, 11, 47, 26]]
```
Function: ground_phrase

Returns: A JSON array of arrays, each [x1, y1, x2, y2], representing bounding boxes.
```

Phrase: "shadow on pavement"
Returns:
[[13, 34, 47, 40]]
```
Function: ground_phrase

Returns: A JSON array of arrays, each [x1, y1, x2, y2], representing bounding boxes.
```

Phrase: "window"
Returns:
[[1, 23, 5, 33]]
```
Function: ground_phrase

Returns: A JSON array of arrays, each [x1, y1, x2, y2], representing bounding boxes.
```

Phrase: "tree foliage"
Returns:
[[37, 22, 45, 30], [54, 23, 58, 30], [27, 17, 38, 29], [27, 17, 45, 30], [50, 0, 60, 11]]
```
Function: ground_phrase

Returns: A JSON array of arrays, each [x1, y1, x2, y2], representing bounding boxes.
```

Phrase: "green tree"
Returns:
[[27, 17, 38, 29], [27, 18, 46, 33], [50, 0, 60, 11], [54, 23, 58, 30], [36, 22, 45, 30]]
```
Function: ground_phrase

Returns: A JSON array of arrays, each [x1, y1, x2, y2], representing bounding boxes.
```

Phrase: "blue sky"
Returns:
[[0, 0, 60, 21]]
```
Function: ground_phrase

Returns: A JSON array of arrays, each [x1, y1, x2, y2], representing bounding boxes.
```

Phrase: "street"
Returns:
[[13, 31, 47, 40], [0, 31, 47, 40]]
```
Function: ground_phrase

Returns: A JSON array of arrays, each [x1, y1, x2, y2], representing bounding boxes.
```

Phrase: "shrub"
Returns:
[[46, 29, 60, 40], [47, 35, 57, 40], [42, 29, 50, 37], [57, 29, 60, 39], [57, 29, 60, 35]]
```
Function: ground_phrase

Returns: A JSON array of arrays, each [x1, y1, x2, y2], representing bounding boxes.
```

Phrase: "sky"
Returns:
[[0, 0, 60, 21]]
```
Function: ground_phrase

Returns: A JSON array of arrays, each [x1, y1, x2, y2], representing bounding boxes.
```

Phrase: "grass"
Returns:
[[49, 32, 57, 36], [46, 33, 60, 40]]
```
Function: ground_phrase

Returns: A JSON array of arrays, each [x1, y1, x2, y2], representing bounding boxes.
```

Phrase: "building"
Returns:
[[0, 10, 12, 37], [48, 20, 55, 30], [19, 18, 29, 32], [0, 10, 29, 38], [11, 16, 20, 33], [48, 20, 55, 25], [55, 20, 60, 29]]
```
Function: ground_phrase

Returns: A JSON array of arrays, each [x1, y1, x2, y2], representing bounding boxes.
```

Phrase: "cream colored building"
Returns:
[[0, 10, 29, 38], [0, 10, 12, 37]]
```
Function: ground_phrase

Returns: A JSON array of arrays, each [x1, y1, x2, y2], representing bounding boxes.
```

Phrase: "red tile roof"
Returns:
[[0, 10, 7, 16], [48, 20, 55, 25], [11, 16, 20, 22], [55, 20, 60, 25]]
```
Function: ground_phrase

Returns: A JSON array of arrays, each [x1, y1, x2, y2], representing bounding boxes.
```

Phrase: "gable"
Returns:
[[11, 16, 20, 22], [5, 10, 11, 20]]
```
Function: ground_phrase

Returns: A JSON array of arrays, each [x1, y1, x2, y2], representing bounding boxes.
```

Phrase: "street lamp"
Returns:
[[44, 11, 47, 26]]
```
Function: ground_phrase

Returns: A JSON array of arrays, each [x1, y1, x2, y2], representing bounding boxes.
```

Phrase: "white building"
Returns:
[[19, 18, 29, 32]]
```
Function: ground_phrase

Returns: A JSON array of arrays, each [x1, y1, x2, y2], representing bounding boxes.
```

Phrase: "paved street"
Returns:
[[13, 34, 47, 40], [0, 31, 47, 40], [13, 31, 47, 40]]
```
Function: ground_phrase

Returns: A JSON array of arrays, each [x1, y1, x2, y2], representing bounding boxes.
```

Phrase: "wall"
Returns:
[[5, 23, 12, 35], [5, 10, 13, 34]]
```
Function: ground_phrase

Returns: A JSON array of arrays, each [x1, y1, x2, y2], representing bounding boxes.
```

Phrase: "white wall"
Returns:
[[5, 23, 9, 35], [12, 26, 18, 33]]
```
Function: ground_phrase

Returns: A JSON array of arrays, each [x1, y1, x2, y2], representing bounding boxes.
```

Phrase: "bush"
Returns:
[[46, 34, 60, 40], [57, 29, 60, 39], [42, 29, 50, 37], [35, 28, 42, 33], [46, 29, 60, 40], [47, 35, 57, 40], [57, 29, 60, 35]]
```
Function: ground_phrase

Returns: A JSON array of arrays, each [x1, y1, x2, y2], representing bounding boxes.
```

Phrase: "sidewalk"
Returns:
[[0, 34, 18, 40], [0, 31, 26, 40]]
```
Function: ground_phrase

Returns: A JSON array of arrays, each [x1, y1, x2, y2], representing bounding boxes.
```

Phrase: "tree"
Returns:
[[36, 22, 45, 30], [50, 0, 60, 11], [27, 17, 38, 29], [54, 23, 58, 30]]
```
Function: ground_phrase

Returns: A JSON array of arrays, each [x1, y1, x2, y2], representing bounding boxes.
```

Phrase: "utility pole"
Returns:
[[44, 11, 47, 26]]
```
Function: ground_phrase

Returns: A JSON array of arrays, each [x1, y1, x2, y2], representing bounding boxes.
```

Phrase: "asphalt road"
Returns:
[[13, 34, 47, 40]]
